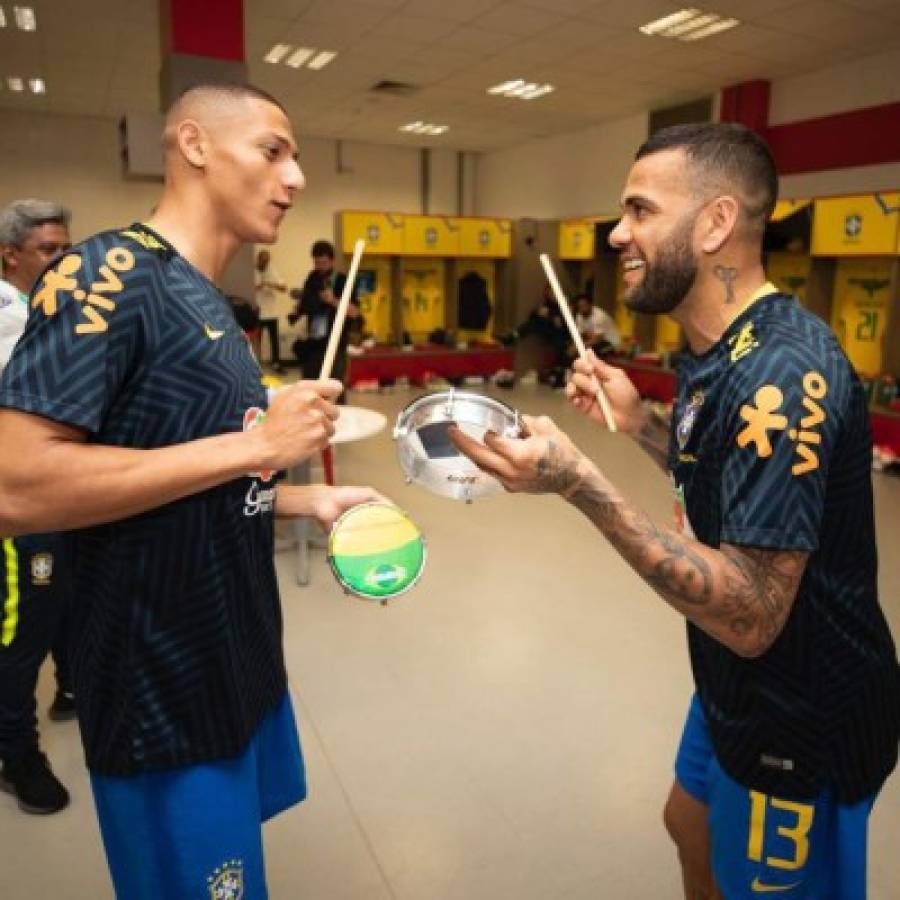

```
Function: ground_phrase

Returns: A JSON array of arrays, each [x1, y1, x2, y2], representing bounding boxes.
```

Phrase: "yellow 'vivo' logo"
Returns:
[[736, 372, 828, 475], [33, 247, 135, 334]]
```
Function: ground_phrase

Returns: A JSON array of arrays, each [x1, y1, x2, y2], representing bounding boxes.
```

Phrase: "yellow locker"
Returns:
[[341, 212, 405, 255], [355, 257, 392, 343], [402, 259, 445, 342], [404, 216, 460, 256], [458, 218, 512, 258], [558, 220, 595, 260], [766, 252, 812, 304], [456, 259, 496, 343], [655, 315, 682, 353], [811, 194, 900, 257], [831, 258, 893, 376]]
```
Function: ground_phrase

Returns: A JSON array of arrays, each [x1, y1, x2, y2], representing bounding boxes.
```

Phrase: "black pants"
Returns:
[[294, 340, 348, 385], [259, 318, 281, 366], [0, 533, 70, 758]]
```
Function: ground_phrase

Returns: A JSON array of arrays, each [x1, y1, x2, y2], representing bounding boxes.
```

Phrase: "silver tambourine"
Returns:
[[393, 389, 523, 501]]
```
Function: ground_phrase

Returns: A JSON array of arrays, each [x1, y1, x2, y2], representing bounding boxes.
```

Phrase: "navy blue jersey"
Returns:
[[0, 224, 287, 775], [669, 291, 900, 802]]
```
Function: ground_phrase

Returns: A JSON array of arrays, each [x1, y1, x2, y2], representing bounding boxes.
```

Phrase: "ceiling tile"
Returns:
[[470, 3, 560, 37]]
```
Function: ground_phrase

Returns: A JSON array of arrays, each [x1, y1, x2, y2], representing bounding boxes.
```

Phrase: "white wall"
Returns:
[[475, 113, 647, 220], [475, 49, 900, 217], [0, 109, 429, 293], [769, 47, 900, 199]]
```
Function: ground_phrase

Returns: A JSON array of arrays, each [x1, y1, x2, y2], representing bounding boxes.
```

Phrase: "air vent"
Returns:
[[370, 80, 420, 97]]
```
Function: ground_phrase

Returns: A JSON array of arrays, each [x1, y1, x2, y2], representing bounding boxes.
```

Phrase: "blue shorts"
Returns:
[[91, 691, 306, 900], [675, 694, 874, 900]]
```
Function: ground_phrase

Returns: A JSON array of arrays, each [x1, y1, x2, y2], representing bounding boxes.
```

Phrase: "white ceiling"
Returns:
[[1, 0, 899, 151]]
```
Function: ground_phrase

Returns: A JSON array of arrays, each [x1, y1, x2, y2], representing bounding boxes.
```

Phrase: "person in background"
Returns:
[[573, 292, 621, 357], [289, 239, 360, 384], [254, 248, 286, 372], [0, 198, 75, 815]]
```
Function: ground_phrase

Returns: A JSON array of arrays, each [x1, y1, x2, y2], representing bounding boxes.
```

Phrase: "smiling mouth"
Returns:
[[622, 258, 645, 272]]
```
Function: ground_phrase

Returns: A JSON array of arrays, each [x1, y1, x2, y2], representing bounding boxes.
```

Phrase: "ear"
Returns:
[[176, 119, 208, 169], [699, 195, 739, 254], [0, 244, 17, 272]]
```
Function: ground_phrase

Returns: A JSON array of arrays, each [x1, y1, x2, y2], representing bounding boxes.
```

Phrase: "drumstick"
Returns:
[[539, 253, 617, 433], [319, 238, 366, 381]]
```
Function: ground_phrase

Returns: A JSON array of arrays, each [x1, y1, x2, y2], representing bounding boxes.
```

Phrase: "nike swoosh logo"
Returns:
[[204, 322, 225, 340], [751, 877, 803, 893]]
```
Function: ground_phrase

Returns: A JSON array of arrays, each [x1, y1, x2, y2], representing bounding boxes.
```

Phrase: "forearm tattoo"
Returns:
[[713, 265, 738, 304], [635, 406, 671, 471], [533, 440, 582, 496], [569, 477, 806, 656]]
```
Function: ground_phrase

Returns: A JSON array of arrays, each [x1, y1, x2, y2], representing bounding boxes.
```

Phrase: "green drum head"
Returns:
[[328, 502, 425, 601]]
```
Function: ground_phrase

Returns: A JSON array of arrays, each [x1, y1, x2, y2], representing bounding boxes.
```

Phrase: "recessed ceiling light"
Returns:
[[7, 76, 24, 92], [639, 8, 740, 42], [399, 121, 448, 135], [307, 50, 337, 70], [28, 76, 44, 94], [681, 17, 740, 40], [487, 79, 554, 100], [286, 47, 315, 68], [264, 43, 292, 64], [13, 5, 35, 31], [639, 9, 700, 35]]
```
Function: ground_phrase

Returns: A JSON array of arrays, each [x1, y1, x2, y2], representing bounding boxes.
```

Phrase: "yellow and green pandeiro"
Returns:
[[328, 502, 425, 601]]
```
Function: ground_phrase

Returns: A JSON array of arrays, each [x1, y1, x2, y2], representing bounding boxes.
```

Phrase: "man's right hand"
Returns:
[[251, 380, 342, 471], [566, 350, 643, 434]]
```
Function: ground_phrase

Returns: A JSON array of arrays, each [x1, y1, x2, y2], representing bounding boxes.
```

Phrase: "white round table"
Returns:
[[291, 406, 387, 585]]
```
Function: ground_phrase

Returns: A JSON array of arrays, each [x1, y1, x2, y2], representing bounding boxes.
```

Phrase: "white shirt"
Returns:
[[575, 306, 621, 349], [0, 278, 29, 373], [254, 263, 284, 316]]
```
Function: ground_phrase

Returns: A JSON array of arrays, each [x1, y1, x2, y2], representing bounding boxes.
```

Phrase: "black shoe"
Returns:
[[0, 748, 70, 814], [48, 689, 77, 722]]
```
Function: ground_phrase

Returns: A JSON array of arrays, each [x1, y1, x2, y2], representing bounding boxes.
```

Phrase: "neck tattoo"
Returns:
[[713, 265, 738, 304]]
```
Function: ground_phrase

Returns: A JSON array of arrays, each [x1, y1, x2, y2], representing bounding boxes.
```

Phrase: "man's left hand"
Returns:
[[449, 414, 588, 496]]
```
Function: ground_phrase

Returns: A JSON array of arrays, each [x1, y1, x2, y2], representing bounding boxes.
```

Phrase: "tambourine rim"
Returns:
[[327, 501, 427, 601], [395, 389, 520, 429]]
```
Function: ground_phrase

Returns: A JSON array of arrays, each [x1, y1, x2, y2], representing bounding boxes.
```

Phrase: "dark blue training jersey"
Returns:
[[0, 224, 287, 775], [669, 291, 900, 803]]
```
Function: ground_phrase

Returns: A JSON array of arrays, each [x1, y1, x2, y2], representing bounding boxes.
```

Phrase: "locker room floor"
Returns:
[[3, 382, 899, 900]]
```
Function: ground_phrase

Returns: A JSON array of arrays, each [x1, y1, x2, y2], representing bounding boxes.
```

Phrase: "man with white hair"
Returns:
[[0, 199, 74, 815]]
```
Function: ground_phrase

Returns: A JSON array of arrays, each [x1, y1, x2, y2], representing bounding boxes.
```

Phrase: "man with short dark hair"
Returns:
[[290, 238, 360, 381], [0, 83, 382, 898], [452, 122, 899, 899], [0, 198, 75, 815]]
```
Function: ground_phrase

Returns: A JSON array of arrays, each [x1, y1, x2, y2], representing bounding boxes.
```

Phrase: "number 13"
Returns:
[[748, 790, 815, 870]]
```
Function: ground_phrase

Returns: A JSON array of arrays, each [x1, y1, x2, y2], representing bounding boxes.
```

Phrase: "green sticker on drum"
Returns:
[[329, 502, 425, 600]]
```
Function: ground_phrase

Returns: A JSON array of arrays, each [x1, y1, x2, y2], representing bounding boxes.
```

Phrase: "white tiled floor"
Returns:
[[2, 383, 899, 899]]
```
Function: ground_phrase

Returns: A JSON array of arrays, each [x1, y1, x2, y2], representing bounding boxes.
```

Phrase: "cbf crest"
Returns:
[[676, 391, 704, 450], [207, 859, 244, 900], [31, 553, 53, 586]]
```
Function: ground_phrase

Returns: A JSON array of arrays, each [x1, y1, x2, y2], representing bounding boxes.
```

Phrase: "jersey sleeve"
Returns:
[[718, 336, 850, 551], [0, 237, 149, 434]]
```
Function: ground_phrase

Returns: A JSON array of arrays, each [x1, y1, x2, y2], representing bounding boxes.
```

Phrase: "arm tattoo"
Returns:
[[635, 405, 671, 472], [713, 265, 738, 304], [533, 440, 582, 495], [569, 475, 807, 656]]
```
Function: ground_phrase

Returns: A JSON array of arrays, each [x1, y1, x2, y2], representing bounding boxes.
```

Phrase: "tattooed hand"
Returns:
[[448, 414, 590, 496]]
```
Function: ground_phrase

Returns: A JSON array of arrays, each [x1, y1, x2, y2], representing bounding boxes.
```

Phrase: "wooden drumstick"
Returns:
[[539, 253, 617, 433], [319, 238, 366, 381]]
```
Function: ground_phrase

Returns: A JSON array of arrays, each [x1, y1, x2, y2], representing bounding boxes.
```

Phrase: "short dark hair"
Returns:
[[636, 123, 778, 234], [311, 240, 335, 258], [172, 82, 287, 117]]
